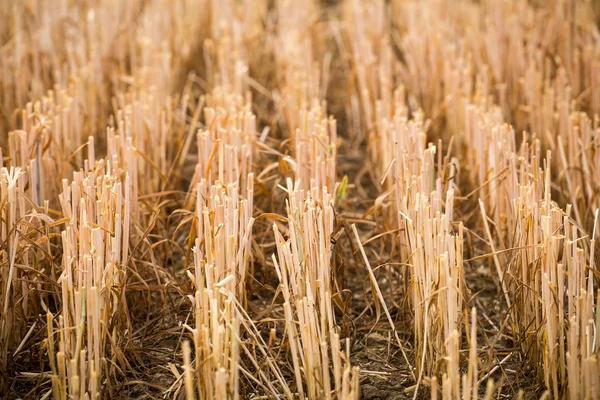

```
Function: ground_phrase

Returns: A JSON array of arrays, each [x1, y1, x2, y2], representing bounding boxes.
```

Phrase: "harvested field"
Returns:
[[1, 0, 600, 399]]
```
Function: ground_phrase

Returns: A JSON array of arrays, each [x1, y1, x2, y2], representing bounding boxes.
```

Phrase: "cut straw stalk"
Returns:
[[292, 101, 338, 195], [47, 156, 131, 399], [375, 102, 465, 388], [0, 167, 28, 375], [36, 2, 212, 396], [272, 179, 359, 400], [462, 102, 599, 395], [185, 182, 247, 399], [184, 178, 279, 399], [389, 2, 600, 391]]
